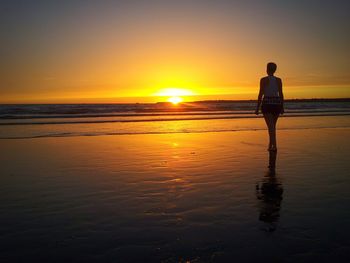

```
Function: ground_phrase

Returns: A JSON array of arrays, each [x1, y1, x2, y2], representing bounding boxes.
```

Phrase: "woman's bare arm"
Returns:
[[255, 78, 264, 115], [278, 78, 284, 114]]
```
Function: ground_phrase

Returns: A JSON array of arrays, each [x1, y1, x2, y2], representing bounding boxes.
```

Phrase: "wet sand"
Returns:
[[1, 128, 350, 262]]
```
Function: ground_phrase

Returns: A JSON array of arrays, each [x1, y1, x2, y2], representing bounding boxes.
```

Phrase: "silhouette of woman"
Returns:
[[255, 62, 284, 151]]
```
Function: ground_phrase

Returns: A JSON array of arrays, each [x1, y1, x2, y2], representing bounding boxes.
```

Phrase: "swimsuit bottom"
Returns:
[[262, 97, 282, 115]]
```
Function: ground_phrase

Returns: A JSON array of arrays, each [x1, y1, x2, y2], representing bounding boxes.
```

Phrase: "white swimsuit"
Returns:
[[263, 76, 281, 104]]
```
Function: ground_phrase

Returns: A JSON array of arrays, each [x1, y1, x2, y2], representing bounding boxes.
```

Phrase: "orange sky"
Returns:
[[1, 1, 350, 103]]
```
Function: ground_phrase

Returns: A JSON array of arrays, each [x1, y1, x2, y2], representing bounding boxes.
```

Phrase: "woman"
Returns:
[[255, 62, 284, 151]]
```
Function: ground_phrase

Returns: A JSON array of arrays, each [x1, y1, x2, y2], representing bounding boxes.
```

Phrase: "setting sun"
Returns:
[[154, 88, 193, 103], [168, 96, 183, 105]]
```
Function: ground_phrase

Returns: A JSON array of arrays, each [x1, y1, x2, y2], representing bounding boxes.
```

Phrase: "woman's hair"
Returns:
[[267, 62, 277, 74]]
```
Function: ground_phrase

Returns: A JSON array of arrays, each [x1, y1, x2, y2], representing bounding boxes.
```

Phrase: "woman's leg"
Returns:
[[271, 114, 279, 149], [263, 113, 276, 150]]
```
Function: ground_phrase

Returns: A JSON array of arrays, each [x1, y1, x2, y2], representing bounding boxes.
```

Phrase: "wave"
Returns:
[[2, 126, 349, 140], [1, 109, 350, 119], [0, 111, 350, 126], [1, 101, 349, 139], [1, 100, 349, 117]]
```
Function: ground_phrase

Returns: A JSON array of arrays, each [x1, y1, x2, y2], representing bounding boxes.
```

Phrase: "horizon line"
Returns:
[[1, 97, 350, 105]]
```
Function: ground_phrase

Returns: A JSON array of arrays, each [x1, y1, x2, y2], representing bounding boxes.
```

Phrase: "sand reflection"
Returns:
[[256, 150, 283, 232]]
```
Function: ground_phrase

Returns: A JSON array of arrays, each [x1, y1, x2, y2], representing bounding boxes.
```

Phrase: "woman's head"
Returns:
[[267, 62, 277, 75]]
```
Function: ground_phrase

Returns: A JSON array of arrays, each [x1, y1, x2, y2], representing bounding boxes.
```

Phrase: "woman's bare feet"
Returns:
[[268, 145, 277, 152]]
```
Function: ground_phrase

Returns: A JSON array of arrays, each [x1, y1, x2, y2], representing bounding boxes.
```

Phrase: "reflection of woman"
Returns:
[[256, 164, 283, 232], [255, 63, 284, 151]]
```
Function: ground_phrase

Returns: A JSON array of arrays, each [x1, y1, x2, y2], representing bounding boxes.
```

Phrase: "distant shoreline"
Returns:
[[165, 98, 350, 103]]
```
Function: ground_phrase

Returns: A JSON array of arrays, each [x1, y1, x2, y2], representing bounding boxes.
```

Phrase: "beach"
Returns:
[[1, 119, 350, 262], [3, 0, 350, 261]]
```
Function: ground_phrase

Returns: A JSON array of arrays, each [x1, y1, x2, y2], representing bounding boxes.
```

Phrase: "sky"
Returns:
[[1, 0, 350, 103]]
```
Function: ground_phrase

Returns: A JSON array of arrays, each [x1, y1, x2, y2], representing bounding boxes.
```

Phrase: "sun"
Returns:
[[168, 96, 183, 105], [154, 87, 194, 104]]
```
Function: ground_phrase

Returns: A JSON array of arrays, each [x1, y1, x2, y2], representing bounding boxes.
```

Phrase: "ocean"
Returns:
[[1, 99, 350, 139]]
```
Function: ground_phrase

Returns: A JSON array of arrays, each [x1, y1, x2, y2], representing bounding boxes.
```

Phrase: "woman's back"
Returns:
[[263, 75, 280, 97]]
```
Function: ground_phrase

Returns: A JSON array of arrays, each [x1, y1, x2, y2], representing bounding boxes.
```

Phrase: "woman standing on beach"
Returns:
[[255, 62, 284, 151]]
